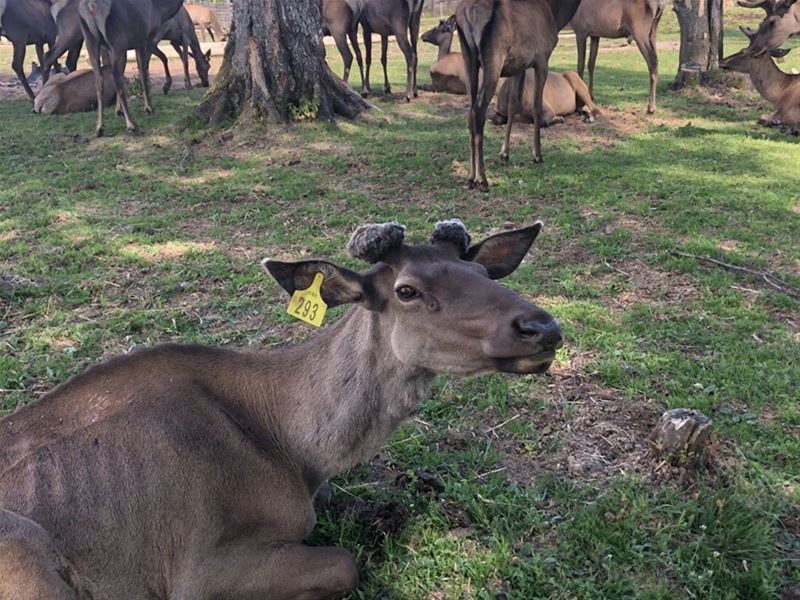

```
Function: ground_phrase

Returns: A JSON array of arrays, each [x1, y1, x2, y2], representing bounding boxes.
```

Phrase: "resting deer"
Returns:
[[33, 65, 116, 113], [569, 0, 664, 114], [720, 39, 799, 134], [184, 3, 225, 42], [456, 0, 584, 191], [78, 0, 183, 136], [0, 0, 57, 101], [323, 0, 365, 84], [360, 0, 425, 101], [40, 0, 83, 85], [421, 15, 468, 94], [738, 0, 799, 57], [0, 220, 562, 600], [151, 5, 211, 94], [494, 68, 601, 126]]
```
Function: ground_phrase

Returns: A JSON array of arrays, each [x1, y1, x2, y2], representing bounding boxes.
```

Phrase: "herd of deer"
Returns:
[[1, 1, 799, 598]]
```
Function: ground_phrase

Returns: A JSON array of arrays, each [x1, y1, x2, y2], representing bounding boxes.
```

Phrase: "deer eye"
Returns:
[[395, 285, 419, 301]]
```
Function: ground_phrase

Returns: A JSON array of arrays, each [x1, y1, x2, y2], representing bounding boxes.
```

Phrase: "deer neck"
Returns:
[[749, 58, 794, 104], [438, 35, 453, 60], [225, 308, 434, 492]]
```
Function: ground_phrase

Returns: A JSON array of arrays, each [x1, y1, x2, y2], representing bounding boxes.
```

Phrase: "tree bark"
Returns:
[[671, 0, 724, 89], [194, 0, 369, 126]]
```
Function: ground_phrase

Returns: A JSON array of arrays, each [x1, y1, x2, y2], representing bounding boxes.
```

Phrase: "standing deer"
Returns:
[[720, 39, 799, 134], [456, 0, 584, 191], [569, 0, 664, 114], [737, 0, 799, 56], [0, 220, 562, 599], [421, 15, 468, 94], [78, 0, 183, 136], [360, 0, 425, 101], [151, 6, 211, 94], [185, 3, 225, 42], [0, 0, 57, 101], [323, 0, 365, 84], [40, 0, 83, 85]]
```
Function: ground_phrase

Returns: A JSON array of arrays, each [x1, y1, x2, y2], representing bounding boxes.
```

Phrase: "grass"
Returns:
[[1, 7, 799, 599]]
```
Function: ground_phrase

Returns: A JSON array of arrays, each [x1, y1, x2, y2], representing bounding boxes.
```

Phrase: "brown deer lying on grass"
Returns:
[[151, 5, 211, 94], [33, 65, 116, 113], [78, 0, 183, 136], [456, 0, 584, 191], [360, 0, 425, 101], [185, 3, 225, 42], [720, 37, 799, 134], [421, 15, 467, 94], [738, 0, 799, 56], [569, 0, 664, 114], [323, 0, 365, 84], [0, 220, 562, 599], [493, 68, 601, 126], [0, 0, 57, 101]]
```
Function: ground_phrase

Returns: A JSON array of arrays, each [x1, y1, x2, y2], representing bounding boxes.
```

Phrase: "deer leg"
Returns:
[[332, 29, 353, 83], [11, 42, 35, 103], [500, 72, 524, 165], [134, 46, 154, 115], [588, 36, 599, 99], [65, 42, 81, 73], [472, 54, 503, 191], [532, 57, 548, 163], [392, 24, 415, 102], [632, 33, 658, 114], [409, 8, 422, 97], [347, 25, 364, 88], [563, 71, 599, 123], [380, 34, 392, 94], [111, 49, 137, 132], [173, 541, 359, 600], [575, 32, 587, 79], [362, 24, 372, 97], [80, 28, 106, 136], [461, 39, 480, 188], [152, 46, 173, 95], [173, 41, 192, 90], [35, 43, 48, 85]]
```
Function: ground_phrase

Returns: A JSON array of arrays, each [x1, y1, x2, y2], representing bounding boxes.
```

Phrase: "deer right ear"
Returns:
[[262, 259, 372, 308], [463, 222, 543, 279], [770, 47, 792, 57]]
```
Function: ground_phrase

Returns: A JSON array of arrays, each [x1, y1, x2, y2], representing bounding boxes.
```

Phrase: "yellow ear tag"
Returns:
[[287, 273, 327, 327]]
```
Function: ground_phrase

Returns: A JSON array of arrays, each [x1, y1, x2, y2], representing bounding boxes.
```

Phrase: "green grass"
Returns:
[[1, 8, 799, 599]]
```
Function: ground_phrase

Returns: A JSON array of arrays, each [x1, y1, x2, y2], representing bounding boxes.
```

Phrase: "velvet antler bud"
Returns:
[[430, 219, 471, 255], [347, 222, 406, 263]]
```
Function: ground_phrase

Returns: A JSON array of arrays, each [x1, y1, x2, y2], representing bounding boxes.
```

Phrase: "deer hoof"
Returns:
[[95, 127, 104, 138], [583, 114, 596, 124], [477, 180, 489, 193], [646, 106, 656, 115], [499, 153, 509, 165], [404, 96, 411, 104], [145, 107, 154, 116], [533, 156, 544, 164], [384, 86, 392, 94]]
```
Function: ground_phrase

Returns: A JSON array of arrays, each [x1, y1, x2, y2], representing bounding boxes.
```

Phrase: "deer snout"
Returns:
[[512, 314, 563, 351]]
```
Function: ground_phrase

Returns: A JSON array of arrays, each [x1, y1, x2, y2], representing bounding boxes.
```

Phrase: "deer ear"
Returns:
[[770, 47, 791, 57], [463, 222, 543, 279], [262, 259, 369, 308]]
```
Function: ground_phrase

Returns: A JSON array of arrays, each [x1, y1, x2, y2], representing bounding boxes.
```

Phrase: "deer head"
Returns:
[[265, 221, 562, 375], [422, 15, 456, 46], [738, 0, 799, 55]]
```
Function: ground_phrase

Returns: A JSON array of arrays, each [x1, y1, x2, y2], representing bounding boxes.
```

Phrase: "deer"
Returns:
[[0, 0, 57, 101], [421, 15, 468, 94], [40, 0, 83, 85], [0, 219, 562, 600], [720, 38, 799, 134], [184, 3, 225, 42], [323, 0, 365, 84], [33, 64, 116, 113], [150, 6, 211, 94], [569, 0, 664, 114], [493, 68, 601, 126], [78, 0, 183, 136], [359, 0, 425, 101], [456, 0, 584, 191], [737, 0, 799, 56]]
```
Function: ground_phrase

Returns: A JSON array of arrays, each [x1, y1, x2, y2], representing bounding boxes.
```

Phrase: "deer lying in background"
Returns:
[[0, 220, 562, 599], [184, 3, 225, 42], [569, 0, 664, 114], [456, 0, 584, 191], [360, 0, 425, 101], [493, 68, 601, 126], [421, 15, 467, 94], [738, 0, 799, 56], [33, 65, 116, 113], [0, 0, 57, 101], [720, 38, 799, 134], [78, 0, 183, 136], [323, 0, 364, 83], [151, 5, 211, 94], [40, 0, 83, 85]]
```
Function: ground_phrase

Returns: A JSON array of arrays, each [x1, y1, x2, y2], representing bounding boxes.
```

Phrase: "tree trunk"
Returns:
[[671, 0, 724, 89], [194, 0, 369, 125]]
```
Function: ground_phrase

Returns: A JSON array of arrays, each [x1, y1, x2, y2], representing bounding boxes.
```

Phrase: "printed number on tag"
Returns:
[[287, 272, 327, 327]]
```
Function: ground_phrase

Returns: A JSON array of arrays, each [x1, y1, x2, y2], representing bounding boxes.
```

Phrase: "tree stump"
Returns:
[[671, 0, 724, 90], [651, 408, 712, 466]]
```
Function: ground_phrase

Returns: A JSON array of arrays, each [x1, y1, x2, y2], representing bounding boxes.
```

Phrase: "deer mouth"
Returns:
[[494, 350, 556, 374]]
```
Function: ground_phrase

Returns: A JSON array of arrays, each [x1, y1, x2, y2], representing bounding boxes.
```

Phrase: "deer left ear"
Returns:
[[463, 222, 543, 279], [770, 47, 792, 57], [262, 259, 368, 308]]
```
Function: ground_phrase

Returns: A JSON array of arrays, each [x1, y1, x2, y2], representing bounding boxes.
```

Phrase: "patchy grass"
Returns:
[[1, 8, 799, 600]]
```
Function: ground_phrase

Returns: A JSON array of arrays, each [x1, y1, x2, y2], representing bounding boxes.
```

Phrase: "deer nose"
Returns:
[[512, 315, 563, 350]]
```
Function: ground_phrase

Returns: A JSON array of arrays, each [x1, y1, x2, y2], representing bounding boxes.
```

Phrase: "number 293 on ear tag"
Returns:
[[287, 273, 327, 327]]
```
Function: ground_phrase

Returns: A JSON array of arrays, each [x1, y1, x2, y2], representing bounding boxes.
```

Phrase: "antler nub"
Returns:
[[347, 222, 406, 263], [430, 219, 472, 255]]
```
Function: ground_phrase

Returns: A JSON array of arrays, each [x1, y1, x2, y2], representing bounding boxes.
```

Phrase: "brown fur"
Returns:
[[41, 0, 83, 85], [0, 224, 562, 599], [151, 6, 211, 94], [421, 16, 468, 94], [323, 0, 364, 83], [569, 0, 663, 114], [0, 0, 56, 101], [33, 65, 116, 113], [738, 0, 799, 56], [184, 3, 225, 42]]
